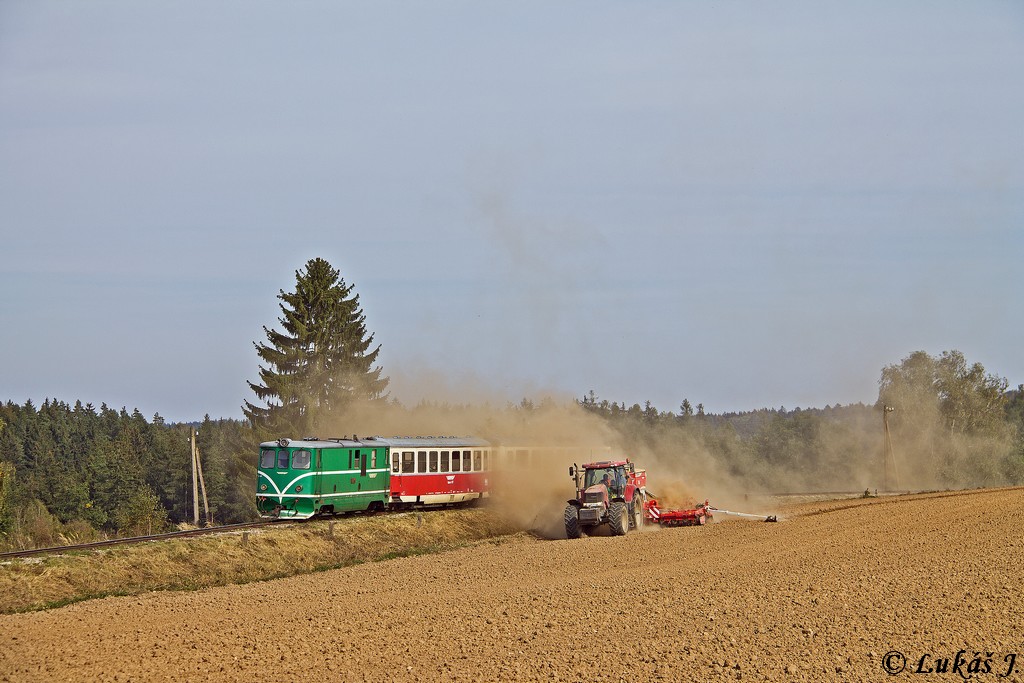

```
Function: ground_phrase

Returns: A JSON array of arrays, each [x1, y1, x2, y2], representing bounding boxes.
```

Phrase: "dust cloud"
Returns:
[[319, 389, 767, 539], [323, 394, 626, 539], [308, 371, 1016, 539]]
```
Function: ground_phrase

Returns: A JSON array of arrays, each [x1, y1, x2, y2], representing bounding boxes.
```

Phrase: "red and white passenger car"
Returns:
[[376, 436, 493, 506]]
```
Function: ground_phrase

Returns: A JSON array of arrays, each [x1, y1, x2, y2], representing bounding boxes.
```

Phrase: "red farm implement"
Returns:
[[645, 498, 713, 526]]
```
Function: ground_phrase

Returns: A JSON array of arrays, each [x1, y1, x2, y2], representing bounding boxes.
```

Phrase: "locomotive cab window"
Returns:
[[292, 449, 312, 470], [277, 450, 290, 469], [260, 449, 276, 469]]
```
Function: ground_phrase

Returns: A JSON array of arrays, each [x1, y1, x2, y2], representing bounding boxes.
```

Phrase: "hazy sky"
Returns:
[[2, 2, 1022, 423]]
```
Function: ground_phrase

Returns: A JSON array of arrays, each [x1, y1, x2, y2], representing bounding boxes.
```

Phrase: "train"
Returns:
[[257, 435, 608, 519]]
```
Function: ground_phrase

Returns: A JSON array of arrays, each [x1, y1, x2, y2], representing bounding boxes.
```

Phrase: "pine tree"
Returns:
[[243, 258, 389, 437]]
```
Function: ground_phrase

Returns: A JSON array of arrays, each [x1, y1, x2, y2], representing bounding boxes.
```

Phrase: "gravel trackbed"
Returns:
[[1, 488, 1021, 682]]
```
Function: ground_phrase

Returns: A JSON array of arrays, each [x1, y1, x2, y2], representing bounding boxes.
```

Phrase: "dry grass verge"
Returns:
[[0, 508, 521, 614]]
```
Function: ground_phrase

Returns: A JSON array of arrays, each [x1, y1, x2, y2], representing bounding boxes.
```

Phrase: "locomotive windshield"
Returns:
[[292, 449, 311, 470], [260, 449, 275, 469]]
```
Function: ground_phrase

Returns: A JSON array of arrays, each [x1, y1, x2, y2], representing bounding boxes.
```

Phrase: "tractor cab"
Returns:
[[582, 465, 627, 496]]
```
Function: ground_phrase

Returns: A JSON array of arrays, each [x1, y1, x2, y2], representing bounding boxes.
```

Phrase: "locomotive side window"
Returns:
[[429, 451, 438, 472], [473, 450, 482, 471], [417, 450, 426, 473], [371, 450, 377, 468], [277, 450, 290, 469], [391, 451, 399, 473], [402, 451, 415, 473], [292, 449, 311, 470], [440, 451, 449, 472], [260, 449, 275, 469]]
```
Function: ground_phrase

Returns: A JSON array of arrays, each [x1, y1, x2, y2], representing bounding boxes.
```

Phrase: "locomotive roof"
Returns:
[[260, 436, 490, 449], [259, 437, 376, 449]]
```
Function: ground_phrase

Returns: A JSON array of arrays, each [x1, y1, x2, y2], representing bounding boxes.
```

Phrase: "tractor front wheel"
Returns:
[[609, 501, 628, 536], [564, 504, 582, 539]]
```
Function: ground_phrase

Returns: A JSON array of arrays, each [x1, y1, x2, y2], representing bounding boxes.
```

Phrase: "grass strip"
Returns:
[[0, 508, 522, 614]]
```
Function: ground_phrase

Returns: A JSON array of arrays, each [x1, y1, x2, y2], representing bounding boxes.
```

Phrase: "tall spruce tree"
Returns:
[[243, 258, 388, 437]]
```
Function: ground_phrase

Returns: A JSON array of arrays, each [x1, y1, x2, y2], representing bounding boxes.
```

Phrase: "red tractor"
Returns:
[[564, 460, 647, 538]]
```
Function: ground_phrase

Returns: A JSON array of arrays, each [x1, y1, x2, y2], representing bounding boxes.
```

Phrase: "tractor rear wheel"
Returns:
[[609, 501, 628, 536], [564, 504, 582, 539], [630, 494, 644, 530]]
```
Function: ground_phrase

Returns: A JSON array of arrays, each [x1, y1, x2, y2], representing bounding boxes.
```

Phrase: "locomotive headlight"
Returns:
[[260, 484, 268, 491], [295, 485, 303, 493]]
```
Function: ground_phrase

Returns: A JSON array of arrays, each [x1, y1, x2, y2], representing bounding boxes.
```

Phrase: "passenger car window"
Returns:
[[402, 451, 414, 473]]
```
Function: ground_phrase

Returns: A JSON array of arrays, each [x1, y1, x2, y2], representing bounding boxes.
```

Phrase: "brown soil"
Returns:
[[1, 488, 1021, 682]]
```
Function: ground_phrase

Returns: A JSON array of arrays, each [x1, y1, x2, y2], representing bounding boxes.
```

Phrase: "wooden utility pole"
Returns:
[[882, 405, 900, 491], [190, 429, 210, 526], [191, 429, 200, 525]]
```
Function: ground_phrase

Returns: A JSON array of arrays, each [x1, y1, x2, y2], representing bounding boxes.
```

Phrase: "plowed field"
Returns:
[[1, 488, 1022, 682]]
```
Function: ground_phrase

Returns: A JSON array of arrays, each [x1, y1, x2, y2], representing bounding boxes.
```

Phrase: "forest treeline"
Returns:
[[0, 402, 256, 549], [1, 375, 1021, 551], [2, 258, 1021, 550]]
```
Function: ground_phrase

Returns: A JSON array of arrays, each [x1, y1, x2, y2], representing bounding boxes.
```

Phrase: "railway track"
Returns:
[[0, 519, 291, 560]]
